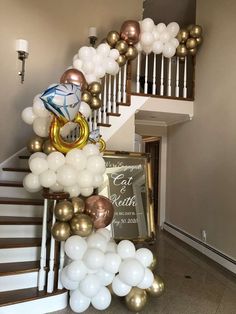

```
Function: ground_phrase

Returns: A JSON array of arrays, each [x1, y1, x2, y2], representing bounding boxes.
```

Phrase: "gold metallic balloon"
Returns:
[[186, 38, 197, 49], [42, 139, 57, 154], [27, 136, 44, 153], [149, 255, 157, 271], [125, 46, 138, 61], [72, 197, 85, 214], [190, 25, 202, 38], [54, 200, 74, 222], [106, 31, 120, 47], [176, 44, 188, 57], [90, 96, 102, 110], [116, 54, 127, 67], [51, 221, 71, 241], [196, 36, 203, 46], [146, 275, 165, 297], [120, 20, 140, 45], [177, 29, 189, 43], [60, 69, 87, 91], [88, 82, 102, 96], [179, 56, 186, 62], [50, 113, 89, 153], [70, 214, 93, 237], [188, 47, 197, 56], [125, 287, 148, 312], [82, 91, 92, 105], [187, 24, 194, 32], [115, 40, 128, 55]]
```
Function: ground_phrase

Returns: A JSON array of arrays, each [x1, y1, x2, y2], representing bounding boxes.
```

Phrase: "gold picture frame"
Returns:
[[98, 150, 155, 242]]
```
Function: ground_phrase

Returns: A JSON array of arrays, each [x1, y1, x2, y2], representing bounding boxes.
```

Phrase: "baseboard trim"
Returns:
[[163, 222, 236, 274]]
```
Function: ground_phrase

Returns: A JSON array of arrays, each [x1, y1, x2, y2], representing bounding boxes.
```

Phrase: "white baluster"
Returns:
[[47, 200, 57, 293], [103, 75, 107, 123], [167, 58, 172, 96], [122, 63, 127, 103], [136, 52, 141, 93], [160, 55, 164, 96], [38, 198, 48, 291], [89, 115, 92, 131], [107, 75, 112, 112], [144, 54, 148, 94], [98, 93, 102, 124], [93, 109, 97, 130], [152, 54, 157, 95], [117, 68, 122, 103], [113, 74, 117, 113], [57, 241, 65, 289], [175, 57, 180, 97], [183, 56, 187, 98]]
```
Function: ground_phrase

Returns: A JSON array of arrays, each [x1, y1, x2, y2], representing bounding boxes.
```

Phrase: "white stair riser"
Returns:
[[0, 247, 40, 263], [0, 186, 41, 198], [0, 171, 27, 181], [0, 225, 42, 238], [0, 271, 38, 292], [0, 204, 43, 217], [0, 291, 68, 314]]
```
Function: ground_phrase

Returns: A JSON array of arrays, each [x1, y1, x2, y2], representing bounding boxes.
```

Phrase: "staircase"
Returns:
[[0, 158, 68, 314]]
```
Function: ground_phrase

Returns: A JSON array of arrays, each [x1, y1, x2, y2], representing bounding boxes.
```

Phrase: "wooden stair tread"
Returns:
[[0, 238, 41, 249], [97, 122, 111, 127], [0, 261, 40, 276], [117, 102, 130, 107], [18, 155, 30, 159], [0, 197, 43, 205], [0, 287, 67, 307], [0, 216, 42, 225], [2, 167, 30, 172], [0, 180, 23, 187], [107, 112, 121, 117]]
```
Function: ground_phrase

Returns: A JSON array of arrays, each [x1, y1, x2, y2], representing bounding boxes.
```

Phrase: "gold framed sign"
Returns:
[[98, 151, 155, 242]]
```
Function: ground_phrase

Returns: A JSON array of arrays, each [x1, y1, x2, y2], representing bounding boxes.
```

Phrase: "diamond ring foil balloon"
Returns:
[[40, 84, 81, 121]]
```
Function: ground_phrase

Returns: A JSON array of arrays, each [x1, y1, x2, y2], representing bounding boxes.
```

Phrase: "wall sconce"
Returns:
[[16, 39, 29, 84], [88, 27, 97, 47]]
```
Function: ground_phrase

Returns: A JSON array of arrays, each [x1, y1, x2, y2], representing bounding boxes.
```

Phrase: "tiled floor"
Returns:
[[52, 230, 236, 314]]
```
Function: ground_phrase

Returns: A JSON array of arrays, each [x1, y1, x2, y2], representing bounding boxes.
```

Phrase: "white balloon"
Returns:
[[94, 65, 106, 79], [143, 45, 152, 55], [135, 42, 143, 52], [83, 143, 100, 157], [135, 248, 153, 267], [29, 157, 48, 175], [33, 98, 49, 118], [156, 23, 166, 34], [140, 32, 154, 47], [96, 268, 114, 286], [105, 57, 119, 75], [83, 248, 105, 270], [80, 187, 94, 197], [141, 18, 155, 32], [60, 267, 79, 290], [83, 61, 94, 74], [103, 253, 121, 274], [92, 54, 103, 64], [117, 240, 136, 259], [69, 290, 90, 313], [167, 22, 180, 37], [96, 43, 110, 57], [106, 241, 117, 253], [66, 148, 87, 171], [23, 173, 41, 193], [21, 107, 36, 125], [109, 48, 119, 60], [66, 260, 87, 282], [87, 233, 107, 252], [91, 286, 111, 310], [79, 101, 91, 118], [86, 155, 105, 174], [92, 174, 104, 187], [29, 152, 47, 162], [152, 29, 160, 41], [163, 42, 176, 58], [170, 37, 180, 48], [112, 275, 131, 296], [65, 235, 88, 260], [64, 184, 80, 197], [33, 93, 41, 103], [137, 268, 154, 289], [160, 30, 171, 43], [119, 258, 145, 286], [39, 169, 57, 188], [78, 46, 93, 61], [152, 41, 164, 54], [96, 228, 111, 241], [73, 53, 78, 61], [57, 164, 77, 187], [89, 47, 96, 56], [79, 274, 102, 298], [85, 74, 97, 84], [33, 117, 50, 138], [73, 58, 83, 70], [50, 181, 64, 192], [77, 169, 94, 188], [47, 152, 65, 171]]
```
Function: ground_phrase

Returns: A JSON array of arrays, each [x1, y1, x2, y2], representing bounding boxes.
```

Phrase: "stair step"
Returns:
[[107, 112, 121, 117], [0, 261, 39, 276], [97, 122, 111, 127], [18, 156, 30, 159], [0, 197, 43, 205], [117, 102, 130, 106], [0, 238, 41, 249], [0, 217, 42, 225], [2, 167, 30, 173], [0, 181, 23, 187]]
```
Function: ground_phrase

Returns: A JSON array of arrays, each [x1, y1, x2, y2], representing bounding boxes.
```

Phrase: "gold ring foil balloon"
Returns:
[[120, 20, 140, 45]]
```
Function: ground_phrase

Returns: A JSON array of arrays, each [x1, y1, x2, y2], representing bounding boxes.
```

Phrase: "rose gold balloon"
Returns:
[[85, 195, 114, 229], [60, 69, 87, 91], [120, 20, 140, 45]]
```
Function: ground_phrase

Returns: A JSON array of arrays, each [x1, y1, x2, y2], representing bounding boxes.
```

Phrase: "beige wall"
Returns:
[[136, 124, 167, 137], [166, 0, 236, 258], [0, 0, 142, 163]]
